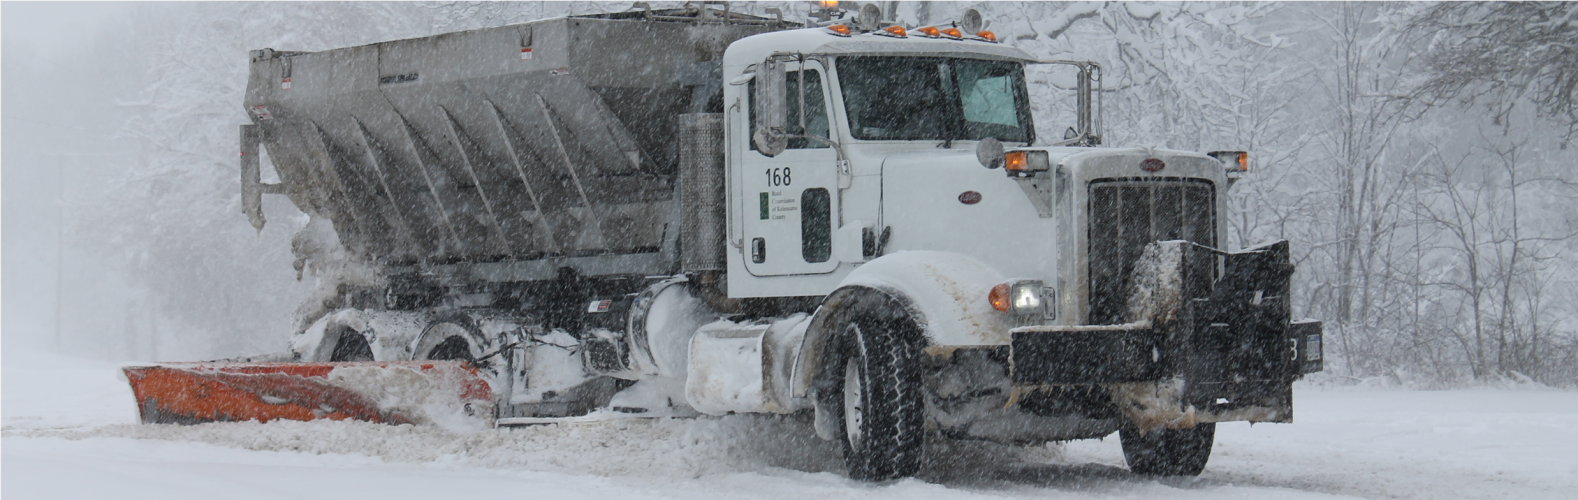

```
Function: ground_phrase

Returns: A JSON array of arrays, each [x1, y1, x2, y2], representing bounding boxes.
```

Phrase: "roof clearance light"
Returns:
[[976, 30, 997, 42], [941, 27, 963, 39], [819, 0, 839, 8], [827, 24, 852, 36], [1237, 152, 1249, 171], [882, 25, 908, 38], [917, 26, 941, 38]]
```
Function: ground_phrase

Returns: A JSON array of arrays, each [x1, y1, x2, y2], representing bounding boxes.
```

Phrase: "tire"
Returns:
[[827, 314, 925, 481], [413, 320, 484, 365], [1120, 422, 1215, 476], [329, 328, 375, 361], [426, 335, 476, 362]]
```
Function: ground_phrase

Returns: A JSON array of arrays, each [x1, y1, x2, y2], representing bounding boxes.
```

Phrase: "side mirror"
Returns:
[[1064, 127, 1078, 140], [752, 57, 788, 157], [976, 137, 1004, 169]]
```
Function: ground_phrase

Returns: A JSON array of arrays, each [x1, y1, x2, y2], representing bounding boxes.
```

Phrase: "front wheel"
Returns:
[[1120, 422, 1215, 476], [831, 317, 925, 481]]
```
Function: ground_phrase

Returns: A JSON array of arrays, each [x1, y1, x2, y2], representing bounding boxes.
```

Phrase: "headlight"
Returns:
[[990, 279, 1052, 317], [1011, 282, 1042, 311]]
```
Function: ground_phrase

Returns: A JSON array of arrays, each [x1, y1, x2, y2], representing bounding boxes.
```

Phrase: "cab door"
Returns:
[[737, 60, 839, 276]]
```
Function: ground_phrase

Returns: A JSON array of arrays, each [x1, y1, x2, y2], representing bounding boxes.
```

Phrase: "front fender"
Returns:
[[791, 251, 1016, 397], [840, 250, 1016, 345]]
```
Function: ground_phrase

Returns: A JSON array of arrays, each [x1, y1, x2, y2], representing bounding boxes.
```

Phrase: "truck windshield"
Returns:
[[837, 56, 1033, 143]]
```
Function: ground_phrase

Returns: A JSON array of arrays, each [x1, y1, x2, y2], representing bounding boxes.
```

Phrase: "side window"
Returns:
[[749, 69, 830, 150], [801, 188, 831, 262]]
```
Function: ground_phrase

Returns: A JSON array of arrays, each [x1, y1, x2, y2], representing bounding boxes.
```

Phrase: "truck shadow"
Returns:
[[919, 459, 1237, 494], [908, 438, 1225, 493], [922, 461, 1135, 489]]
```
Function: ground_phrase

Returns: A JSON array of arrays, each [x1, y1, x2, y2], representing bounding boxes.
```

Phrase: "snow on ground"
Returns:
[[4, 348, 1576, 499]]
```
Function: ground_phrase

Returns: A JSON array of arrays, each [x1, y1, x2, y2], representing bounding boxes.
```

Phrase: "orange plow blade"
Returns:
[[123, 361, 492, 426]]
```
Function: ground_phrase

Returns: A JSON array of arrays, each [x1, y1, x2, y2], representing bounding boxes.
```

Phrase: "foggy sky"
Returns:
[[3, 2, 142, 352]]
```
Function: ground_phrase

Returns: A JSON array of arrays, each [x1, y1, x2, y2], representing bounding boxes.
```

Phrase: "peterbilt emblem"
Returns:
[[1140, 158, 1165, 172], [959, 191, 982, 205]]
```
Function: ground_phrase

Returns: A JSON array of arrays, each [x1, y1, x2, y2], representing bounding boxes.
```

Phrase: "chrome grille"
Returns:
[[1087, 179, 1216, 325]]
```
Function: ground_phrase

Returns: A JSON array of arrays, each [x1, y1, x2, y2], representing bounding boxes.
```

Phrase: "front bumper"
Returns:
[[1006, 241, 1322, 424], [1010, 320, 1323, 385]]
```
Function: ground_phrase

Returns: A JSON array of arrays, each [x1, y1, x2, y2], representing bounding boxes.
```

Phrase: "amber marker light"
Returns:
[[1003, 151, 1029, 172], [917, 26, 941, 37], [990, 283, 1011, 312], [827, 24, 852, 36], [818, 0, 839, 8], [976, 31, 997, 42], [1209, 150, 1250, 172], [941, 27, 963, 39], [883, 25, 907, 37]]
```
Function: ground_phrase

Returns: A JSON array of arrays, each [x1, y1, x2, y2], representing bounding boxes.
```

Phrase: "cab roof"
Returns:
[[723, 26, 1037, 67]]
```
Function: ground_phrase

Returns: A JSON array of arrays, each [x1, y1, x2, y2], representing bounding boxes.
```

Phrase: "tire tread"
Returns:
[[840, 314, 924, 481]]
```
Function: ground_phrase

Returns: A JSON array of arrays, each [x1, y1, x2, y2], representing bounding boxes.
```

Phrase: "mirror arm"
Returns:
[[1094, 65, 1103, 144], [1029, 59, 1102, 145], [1050, 133, 1091, 147], [787, 134, 846, 163], [798, 55, 807, 142]]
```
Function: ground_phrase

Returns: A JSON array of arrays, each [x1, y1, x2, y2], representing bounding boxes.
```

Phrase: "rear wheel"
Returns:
[[831, 316, 924, 481], [414, 321, 483, 364], [329, 328, 374, 362], [1120, 422, 1215, 476], [426, 335, 476, 362]]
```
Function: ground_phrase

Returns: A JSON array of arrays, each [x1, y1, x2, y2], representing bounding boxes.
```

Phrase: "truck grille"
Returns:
[[1088, 179, 1216, 325]]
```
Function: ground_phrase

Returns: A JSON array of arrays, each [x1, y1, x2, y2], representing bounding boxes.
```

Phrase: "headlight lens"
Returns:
[[1011, 282, 1042, 311]]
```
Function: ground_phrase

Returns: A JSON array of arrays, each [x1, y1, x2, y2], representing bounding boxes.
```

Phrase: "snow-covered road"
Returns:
[[4, 349, 1575, 500]]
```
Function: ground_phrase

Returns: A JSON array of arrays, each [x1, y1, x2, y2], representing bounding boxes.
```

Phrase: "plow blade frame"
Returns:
[[123, 361, 491, 425]]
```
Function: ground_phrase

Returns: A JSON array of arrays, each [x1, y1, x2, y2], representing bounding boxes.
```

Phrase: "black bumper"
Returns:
[[1011, 241, 1322, 392], [1010, 320, 1323, 385]]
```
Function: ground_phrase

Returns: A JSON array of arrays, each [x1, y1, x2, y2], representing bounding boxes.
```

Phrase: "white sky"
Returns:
[[2, 2, 140, 349]]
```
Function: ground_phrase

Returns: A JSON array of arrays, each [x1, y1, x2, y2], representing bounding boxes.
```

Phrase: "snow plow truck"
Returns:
[[123, 3, 1324, 480]]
